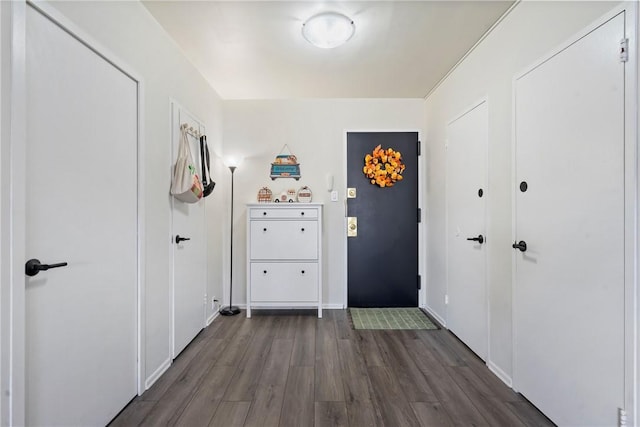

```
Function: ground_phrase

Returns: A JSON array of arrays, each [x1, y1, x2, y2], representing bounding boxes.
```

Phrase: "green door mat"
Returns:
[[349, 308, 438, 330]]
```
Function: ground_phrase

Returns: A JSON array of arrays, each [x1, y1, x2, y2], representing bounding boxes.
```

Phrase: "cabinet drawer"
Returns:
[[250, 263, 318, 302], [250, 208, 318, 219], [250, 221, 318, 260]]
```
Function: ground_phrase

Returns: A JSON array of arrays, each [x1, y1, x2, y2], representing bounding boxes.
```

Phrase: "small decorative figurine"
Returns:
[[275, 189, 297, 203]]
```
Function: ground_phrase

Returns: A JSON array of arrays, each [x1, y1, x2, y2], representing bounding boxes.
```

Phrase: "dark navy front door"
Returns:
[[347, 132, 419, 307]]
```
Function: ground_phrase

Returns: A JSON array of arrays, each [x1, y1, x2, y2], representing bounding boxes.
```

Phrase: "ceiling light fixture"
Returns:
[[302, 12, 355, 49]]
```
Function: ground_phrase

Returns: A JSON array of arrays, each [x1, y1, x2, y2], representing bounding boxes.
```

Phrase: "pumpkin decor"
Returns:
[[362, 144, 405, 188]]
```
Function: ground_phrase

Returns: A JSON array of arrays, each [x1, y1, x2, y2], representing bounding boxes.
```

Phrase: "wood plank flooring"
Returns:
[[110, 310, 554, 427]]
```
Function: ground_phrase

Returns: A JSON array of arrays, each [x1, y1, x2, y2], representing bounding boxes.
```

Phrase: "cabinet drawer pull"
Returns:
[[263, 228, 267, 232], [263, 212, 267, 216], [301, 212, 305, 216], [301, 228, 305, 232], [263, 270, 267, 274], [301, 270, 305, 274]]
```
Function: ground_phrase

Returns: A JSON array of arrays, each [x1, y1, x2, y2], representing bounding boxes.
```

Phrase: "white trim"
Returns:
[[342, 129, 424, 309], [424, 305, 446, 328], [511, 4, 638, 424], [342, 133, 348, 307], [206, 310, 219, 327], [323, 304, 344, 310], [446, 98, 488, 126], [28, 1, 141, 83], [10, 1, 147, 419], [487, 361, 513, 389], [136, 71, 147, 397], [169, 101, 176, 362], [634, 0, 640, 422], [424, 1, 521, 100], [144, 357, 171, 391], [623, 2, 639, 425], [514, 8, 625, 82], [232, 303, 343, 310], [510, 21, 520, 413], [3, 2, 26, 424]]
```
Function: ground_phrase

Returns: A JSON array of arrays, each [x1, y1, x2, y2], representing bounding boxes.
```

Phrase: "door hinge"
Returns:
[[620, 38, 629, 62], [417, 275, 421, 290], [417, 140, 421, 156], [417, 208, 422, 223]]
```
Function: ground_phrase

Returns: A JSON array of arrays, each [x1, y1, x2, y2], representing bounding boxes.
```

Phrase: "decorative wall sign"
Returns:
[[363, 144, 405, 188], [270, 144, 301, 180]]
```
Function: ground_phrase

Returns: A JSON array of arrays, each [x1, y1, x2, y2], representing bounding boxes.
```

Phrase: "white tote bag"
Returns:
[[170, 127, 203, 203]]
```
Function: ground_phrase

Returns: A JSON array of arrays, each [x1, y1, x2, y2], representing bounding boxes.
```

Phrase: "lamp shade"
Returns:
[[302, 12, 355, 49], [224, 156, 243, 169]]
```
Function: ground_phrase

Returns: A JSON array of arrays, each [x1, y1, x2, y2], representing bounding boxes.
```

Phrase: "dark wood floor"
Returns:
[[110, 310, 554, 427]]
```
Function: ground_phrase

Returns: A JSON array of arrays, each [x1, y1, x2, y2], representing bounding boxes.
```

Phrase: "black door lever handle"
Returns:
[[25, 258, 68, 277], [466, 235, 484, 244], [512, 241, 527, 252], [175, 235, 191, 244]]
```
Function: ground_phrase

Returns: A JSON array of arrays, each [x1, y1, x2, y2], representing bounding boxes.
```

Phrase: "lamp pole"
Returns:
[[220, 165, 240, 316]]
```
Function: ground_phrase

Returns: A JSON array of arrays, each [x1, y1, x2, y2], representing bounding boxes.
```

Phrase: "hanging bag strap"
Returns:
[[200, 135, 209, 186], [200, 135, 216, 197]]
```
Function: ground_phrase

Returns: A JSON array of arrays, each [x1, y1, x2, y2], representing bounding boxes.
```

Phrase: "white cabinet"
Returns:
[[246, 203, 323, 318]]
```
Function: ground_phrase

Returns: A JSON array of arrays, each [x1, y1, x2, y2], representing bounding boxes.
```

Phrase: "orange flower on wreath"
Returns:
[[362, 144, 405, 188]]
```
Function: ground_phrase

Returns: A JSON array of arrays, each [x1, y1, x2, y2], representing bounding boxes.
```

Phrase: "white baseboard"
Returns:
[[487, 361, 513, 388], [324, 304, 345, 309], [144, 357, 171, 390], [237, 304, 345, 310], [424, 305, 446, 327], [206, 311, 219, 326]]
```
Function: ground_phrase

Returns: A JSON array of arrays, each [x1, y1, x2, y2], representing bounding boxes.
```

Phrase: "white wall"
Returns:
[[46, 1, 226, 388], [222, 99, 424, 308], [424, 0, 621, 383]]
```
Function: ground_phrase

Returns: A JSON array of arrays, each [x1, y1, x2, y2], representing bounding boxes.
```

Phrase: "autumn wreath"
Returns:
[[363, 144, 405, 188]]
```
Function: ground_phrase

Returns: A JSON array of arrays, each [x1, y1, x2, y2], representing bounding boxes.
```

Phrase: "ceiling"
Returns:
[[142, 1, 514, 99]]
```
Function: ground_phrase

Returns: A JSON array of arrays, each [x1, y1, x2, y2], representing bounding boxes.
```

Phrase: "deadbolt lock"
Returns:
[[347, 217, 357, 237], [347, 188, 357, 199]]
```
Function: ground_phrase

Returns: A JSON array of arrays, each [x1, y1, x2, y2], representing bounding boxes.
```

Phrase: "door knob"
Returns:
[[466, 235, 485, 244], [512, 241, 527, 252], [175, 235, 191, 244], [25, 258, 68, 277]]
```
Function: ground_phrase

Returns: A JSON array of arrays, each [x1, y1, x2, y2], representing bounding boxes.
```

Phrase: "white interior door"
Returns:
[[446, 101, 488, 361], [25, 5, 137, 425], [514, 13, 625, 426], [171, 104, 206, 358]]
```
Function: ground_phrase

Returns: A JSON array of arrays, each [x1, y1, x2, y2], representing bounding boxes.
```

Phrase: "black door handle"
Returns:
[[466, 235, 484, 244], [25, 258, 68, 277], [512, 241, 527, 252], [175, 235, 191, 244]]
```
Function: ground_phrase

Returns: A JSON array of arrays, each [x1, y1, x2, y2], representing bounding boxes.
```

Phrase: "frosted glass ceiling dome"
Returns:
[[302, 12, 355, 49]]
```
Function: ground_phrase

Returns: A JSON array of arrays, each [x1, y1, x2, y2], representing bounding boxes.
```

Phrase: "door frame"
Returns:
[[510, 2, 638, 423], [1, 1, 147, 424], [342, 129, 424, 308], [444, 98, 490, 361]]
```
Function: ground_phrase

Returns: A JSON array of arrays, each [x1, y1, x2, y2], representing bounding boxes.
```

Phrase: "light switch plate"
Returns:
[[330, 190, 338, 202]]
